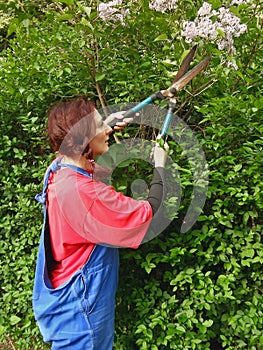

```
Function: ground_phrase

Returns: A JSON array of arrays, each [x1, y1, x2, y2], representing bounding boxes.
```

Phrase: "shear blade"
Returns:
[[169, 56, 211, 94], [172, 44, 198, 83]]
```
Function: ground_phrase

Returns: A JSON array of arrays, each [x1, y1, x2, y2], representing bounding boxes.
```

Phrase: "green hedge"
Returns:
[[0, 1, 262, 349]]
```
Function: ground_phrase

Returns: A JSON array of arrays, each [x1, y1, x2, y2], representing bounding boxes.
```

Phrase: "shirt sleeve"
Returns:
[[82, 180, 153, 248], [147, 167, 166, 214]]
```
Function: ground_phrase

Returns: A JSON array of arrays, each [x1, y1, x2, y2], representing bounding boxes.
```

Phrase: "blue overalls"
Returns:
[[32, 160, 119, 349]]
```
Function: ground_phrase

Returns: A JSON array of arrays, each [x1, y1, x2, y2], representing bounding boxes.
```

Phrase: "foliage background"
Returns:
[[0, 0, 262, 349]]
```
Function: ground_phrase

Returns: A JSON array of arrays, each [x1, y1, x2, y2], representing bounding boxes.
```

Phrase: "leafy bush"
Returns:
[[0, 0, 262, 349]]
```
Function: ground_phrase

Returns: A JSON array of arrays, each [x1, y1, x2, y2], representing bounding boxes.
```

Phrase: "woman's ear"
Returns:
[[72, 144, 85, 156], [82, 147, 93, 160]]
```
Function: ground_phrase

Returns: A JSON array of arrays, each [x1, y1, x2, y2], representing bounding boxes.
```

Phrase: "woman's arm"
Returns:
[[147, 140, 168, 214]]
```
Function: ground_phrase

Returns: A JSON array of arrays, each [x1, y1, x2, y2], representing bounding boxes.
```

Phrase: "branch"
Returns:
[[83, 48, 120, 142]]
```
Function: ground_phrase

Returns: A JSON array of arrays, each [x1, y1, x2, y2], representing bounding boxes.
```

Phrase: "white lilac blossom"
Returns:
[[226, 59, 238, 70], [181, 1, 248, 52], [149, 0, 178, 13], [197, 1, 213, 16], [98, 0, 129, 25], [0, 11, 12, 29], [230, 0, 251, 5]]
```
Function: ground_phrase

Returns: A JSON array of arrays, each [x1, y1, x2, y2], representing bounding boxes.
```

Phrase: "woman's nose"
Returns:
[[106, 125, 113, 134]]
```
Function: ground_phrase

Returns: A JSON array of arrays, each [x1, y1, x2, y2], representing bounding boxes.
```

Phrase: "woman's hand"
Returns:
[[104, 111, 134, 131], [152, 136, 169, 168]]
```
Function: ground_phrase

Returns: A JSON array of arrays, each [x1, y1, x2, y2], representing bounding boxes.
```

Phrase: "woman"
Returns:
[[33, 97, 168, 349]]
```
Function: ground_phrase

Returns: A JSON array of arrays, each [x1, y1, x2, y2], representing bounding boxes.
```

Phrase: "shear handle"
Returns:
[[160, 99, 177, 138], [122, 91, 165, 119]]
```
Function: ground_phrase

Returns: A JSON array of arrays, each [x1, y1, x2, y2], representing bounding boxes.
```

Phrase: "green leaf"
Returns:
[[7, 23, 17, 37], [80, 17, 94, 31], [234, 164, 242, 172], [241, 248, 255, 259], [58, 13, 73, 21], [203, 319, 213, 327], [26, 94, 34, 104], [0, 324, 7, 336], [83, 6, 92, 17], [22, 19, 31, 29], [95, 73, 106, 82], [175, 325, 186, 333], [58, 0, 74, 5], [154, 34, 168, 41], [10, 315, 21, 325]]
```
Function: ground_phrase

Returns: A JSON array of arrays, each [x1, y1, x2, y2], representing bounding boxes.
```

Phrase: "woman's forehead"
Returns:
[[94, 110, 103, 123]]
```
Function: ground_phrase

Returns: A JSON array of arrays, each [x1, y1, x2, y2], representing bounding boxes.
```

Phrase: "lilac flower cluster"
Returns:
[[0, 11, 12, 29], [98, 0, 129, 25], [149, 0, 178, 13], [230, 0, 251, 5], [181, 2, 247, 52]]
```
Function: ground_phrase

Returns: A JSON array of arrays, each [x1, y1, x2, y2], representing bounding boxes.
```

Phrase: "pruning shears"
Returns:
[[109, 45, 210, 137]]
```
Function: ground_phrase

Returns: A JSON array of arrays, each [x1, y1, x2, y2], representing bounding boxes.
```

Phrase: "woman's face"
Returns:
[[89, 111, 113, 158]]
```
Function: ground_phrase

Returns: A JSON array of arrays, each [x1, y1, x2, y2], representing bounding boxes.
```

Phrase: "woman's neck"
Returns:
[[61, 155, 94, 172]]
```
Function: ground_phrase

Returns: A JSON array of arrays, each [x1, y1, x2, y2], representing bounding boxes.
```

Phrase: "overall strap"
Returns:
[[60, 163, 93, 178], [35, 158, 62, 205], [35, 158, 92, 205], [34, 158, 93, 275]]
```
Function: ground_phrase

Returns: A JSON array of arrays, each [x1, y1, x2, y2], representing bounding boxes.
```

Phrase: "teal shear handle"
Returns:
[[110, 91, 176, 137], [123, 91, 164, 119], [160, 100, 177, 137]]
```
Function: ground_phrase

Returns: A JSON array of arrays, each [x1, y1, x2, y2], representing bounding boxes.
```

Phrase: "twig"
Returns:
[[190, 79, 217, 97], [7, 337, 16, 350], [83, 48, 120, 143]]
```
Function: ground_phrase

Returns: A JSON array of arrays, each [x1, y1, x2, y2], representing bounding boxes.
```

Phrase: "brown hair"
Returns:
[[47, 97, 96, 158]]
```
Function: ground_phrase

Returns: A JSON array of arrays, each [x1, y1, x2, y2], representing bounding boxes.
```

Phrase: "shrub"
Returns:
[[0, 1, 262, 348]]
